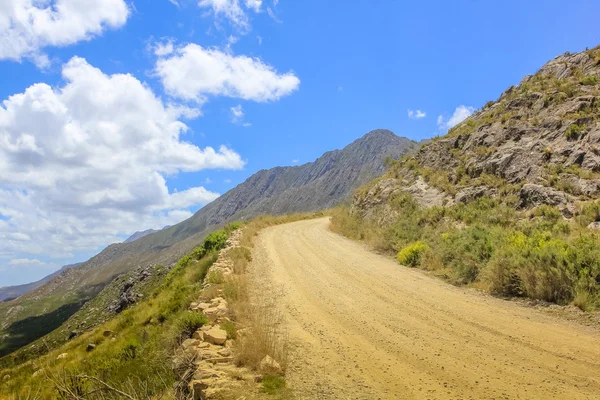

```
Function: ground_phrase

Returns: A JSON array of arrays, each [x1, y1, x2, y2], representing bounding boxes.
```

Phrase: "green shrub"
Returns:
[[174, 311, 208, 342], [580, 75, 598, 86], [397, 241, 430, 267], [565, 123, 585, 140], [261, 376, 286, 394], [220, 321, 237, 340]]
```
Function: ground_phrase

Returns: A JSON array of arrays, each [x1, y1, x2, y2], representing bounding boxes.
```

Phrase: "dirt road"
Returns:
[[250, 217, 600, 399]]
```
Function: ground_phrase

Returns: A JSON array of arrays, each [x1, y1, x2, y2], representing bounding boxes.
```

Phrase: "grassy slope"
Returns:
[[0, 226, 234, 399]]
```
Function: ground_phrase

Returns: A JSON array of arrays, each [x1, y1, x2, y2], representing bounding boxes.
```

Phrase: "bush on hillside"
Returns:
[[397, 241, 429, 267]]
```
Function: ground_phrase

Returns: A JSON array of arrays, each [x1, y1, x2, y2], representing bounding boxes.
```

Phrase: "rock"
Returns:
[[518, 184, 570, 209], [454, 186, 489, 204], [194, 369, 220, 380], [200, 324, 214, 332], [204, 327, 227, 345], [56, 353, 68, 360], [32, 369, 44, 378], [67, 330, 79, 340], [189, 380, 209, 400], [103, 330, 114, 337], [86, 344, 96, 352], [197, 302, 211, 311], [259, 355, 283, 375], [2, 375, 10, 381], [190, 302, 199, 309], [217, 347, 232, 357], [182, 338, 200, 350], [193, 330, 205, 341], [588, 222, 600, 230]]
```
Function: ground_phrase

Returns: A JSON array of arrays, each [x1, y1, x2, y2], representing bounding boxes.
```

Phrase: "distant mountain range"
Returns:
[[0, 129, 417, 357], [0, 263, 82, 302]]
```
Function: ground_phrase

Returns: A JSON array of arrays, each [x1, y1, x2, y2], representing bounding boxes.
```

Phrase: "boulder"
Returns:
[[204, 327, 227, 345], [454, 186, 489, 204], [518, 184, 570, 209], [56, 353, 69, 360], [86, 344, 96, 352], [197, 302, 211, 311], [102, 330, 114, 337], [259, 355, 283, 375]]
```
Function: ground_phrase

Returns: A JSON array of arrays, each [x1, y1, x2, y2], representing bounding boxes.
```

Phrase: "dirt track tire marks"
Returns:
[[250, 217, 600, 399]]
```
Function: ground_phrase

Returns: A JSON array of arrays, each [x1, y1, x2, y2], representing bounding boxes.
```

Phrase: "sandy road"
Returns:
[[250, 217, 600, 400]]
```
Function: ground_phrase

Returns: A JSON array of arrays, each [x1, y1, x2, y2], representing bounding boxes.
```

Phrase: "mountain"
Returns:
[[0, 263, 82, 302], [0, 129, 417, 357], [123, 229, 160, 243], [355, 48, 600, 212]]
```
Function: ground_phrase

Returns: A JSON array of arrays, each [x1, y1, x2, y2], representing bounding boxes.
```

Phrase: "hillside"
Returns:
[[0, 129, 416, 358], [0, 263, 82, 303], [333, 46, 600, 309]]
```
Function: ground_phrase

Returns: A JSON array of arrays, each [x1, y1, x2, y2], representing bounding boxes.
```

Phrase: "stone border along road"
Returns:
[[251, 217, 600, 400], [174, 229, 261, 400]]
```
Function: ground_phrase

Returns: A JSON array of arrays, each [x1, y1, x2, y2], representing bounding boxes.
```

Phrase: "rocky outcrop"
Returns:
[[352, 46, 600, 219]]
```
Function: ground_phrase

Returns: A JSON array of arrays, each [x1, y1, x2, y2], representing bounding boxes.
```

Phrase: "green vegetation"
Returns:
[[397, 241, 429, 267], [261, 375, 286, 394], [0, 224, 238, 399], [580, 75, 599, 86], [565, 123, 586, 140], [332, 194, 600, 310]]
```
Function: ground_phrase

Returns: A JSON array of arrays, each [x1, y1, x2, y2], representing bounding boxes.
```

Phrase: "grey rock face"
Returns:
[[518, 184, 571, 208]]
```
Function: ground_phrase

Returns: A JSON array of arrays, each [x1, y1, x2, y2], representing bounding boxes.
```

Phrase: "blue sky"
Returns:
[[1, 0, 599, 286]]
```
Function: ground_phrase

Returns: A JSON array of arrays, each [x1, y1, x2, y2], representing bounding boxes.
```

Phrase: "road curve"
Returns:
[[250, 217, 600, 400]]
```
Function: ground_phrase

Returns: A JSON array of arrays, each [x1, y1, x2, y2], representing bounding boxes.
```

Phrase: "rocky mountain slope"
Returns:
[[0, 129, 416, 358], [357, 47, 600, 215]]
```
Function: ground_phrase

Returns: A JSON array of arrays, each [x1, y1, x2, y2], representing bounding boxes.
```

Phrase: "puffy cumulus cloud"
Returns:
[[155, 43, 300, 103], [0, 57, 243, 265], [437, 105, 475, 130], [0, 0, 129, 67], [408, 109, 426, 120]]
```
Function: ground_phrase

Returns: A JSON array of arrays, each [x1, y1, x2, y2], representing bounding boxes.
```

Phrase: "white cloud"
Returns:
[[266, 7, 282, 23], [257, 35, 263, 45], [437, 105, 475, 130], [291, 159, 299, 164], [198, 0, 259, 32], [230, 104, 245, 123], [154, 40, 175, 57], [155, 43, 300, 103], [9, 258, 46, 267], [168, 0, 180, 6], [408, 109, 426, 120], [0, 0, 129, 67], [245, 0, 263, 12], [0, 57, 244, 265]]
